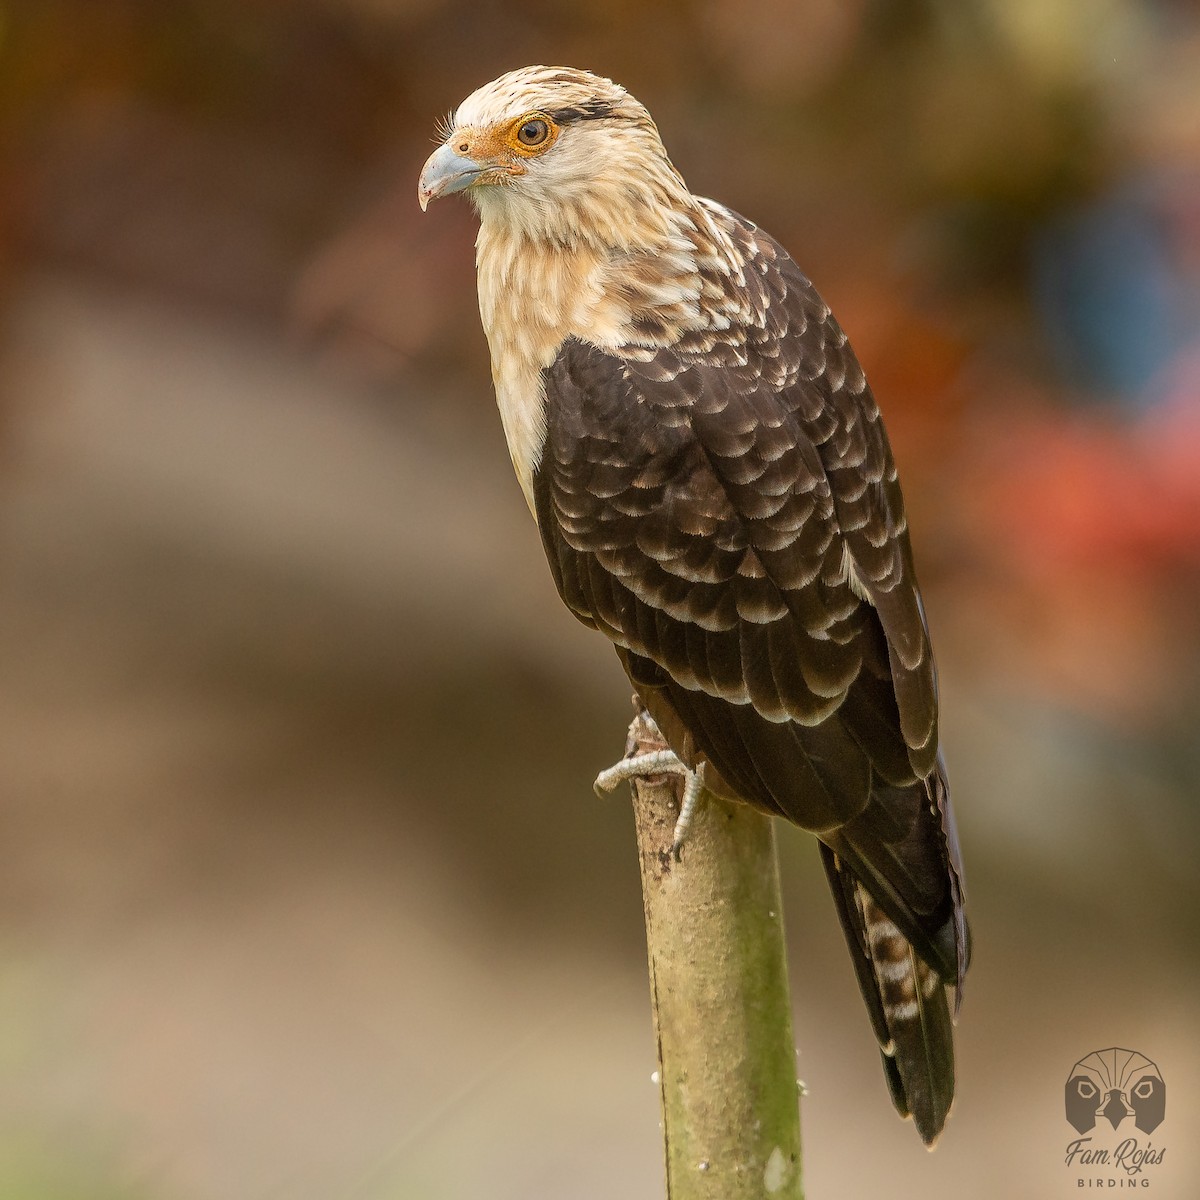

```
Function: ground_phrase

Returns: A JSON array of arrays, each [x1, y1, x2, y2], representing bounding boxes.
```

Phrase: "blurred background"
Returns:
[[1, 1, 1198, 1197]]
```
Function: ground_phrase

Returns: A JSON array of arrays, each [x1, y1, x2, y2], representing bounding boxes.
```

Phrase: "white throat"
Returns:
[[475, 225, 610, 515], [473, 188, 739, 517]]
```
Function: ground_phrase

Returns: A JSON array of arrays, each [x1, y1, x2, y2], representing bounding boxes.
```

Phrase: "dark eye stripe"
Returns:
[[546, 99, 617, 125]]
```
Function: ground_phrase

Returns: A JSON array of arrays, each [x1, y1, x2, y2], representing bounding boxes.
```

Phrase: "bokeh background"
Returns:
[[2, 2, 1198, 1197]]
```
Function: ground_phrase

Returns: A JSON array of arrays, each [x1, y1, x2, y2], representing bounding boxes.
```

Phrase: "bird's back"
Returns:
[[532, 205, 969, 1143]]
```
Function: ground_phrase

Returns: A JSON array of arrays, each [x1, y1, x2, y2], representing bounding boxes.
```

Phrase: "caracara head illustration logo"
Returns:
[[1065, 1048, 1165, 1135]]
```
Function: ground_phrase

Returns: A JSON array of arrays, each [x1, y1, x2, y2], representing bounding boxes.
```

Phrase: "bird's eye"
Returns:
[[517, 118, 550, 147]]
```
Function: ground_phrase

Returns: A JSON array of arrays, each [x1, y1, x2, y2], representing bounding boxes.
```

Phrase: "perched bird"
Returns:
[[419, 65, 970, 1146]]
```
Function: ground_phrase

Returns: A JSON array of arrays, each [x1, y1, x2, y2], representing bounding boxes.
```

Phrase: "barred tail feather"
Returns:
[[861, 895, 955, 1146], [820, 844, 956, 1146]]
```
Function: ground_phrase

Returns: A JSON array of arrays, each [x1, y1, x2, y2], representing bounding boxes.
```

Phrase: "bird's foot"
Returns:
[[592, 749, 685, 795], [594, 752, 706, 859]]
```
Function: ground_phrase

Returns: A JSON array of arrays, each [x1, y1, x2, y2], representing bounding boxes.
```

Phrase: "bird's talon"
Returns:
[[593, 750, 708, 855], [669, 762, 706, 853]]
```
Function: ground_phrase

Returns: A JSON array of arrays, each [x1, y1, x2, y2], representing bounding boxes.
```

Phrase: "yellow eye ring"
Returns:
[[508, 113, 556, 154]]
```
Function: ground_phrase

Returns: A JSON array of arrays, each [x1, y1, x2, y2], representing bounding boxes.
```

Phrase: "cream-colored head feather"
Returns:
[[421, 66, 698, 250], [418, 67, 747, 513]]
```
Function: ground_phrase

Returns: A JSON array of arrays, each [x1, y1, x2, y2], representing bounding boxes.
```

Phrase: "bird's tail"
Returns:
[[820, 844, 956, 1146]]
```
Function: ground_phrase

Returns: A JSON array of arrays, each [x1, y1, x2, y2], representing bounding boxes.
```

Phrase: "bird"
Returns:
[[418, 65, 970, 1147]]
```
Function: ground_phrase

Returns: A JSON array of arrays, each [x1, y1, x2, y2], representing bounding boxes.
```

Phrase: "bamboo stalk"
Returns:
[[624, 709, 804, 1199]]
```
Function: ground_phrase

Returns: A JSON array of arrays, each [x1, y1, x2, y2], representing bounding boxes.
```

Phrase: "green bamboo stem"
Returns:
[[625, 710, 804, 1199]]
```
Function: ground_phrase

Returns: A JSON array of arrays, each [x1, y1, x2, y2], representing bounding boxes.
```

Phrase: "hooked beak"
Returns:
[[418, 143, 484, 211]]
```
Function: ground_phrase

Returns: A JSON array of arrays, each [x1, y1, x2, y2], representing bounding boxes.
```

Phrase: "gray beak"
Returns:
[[418, 144, 484, 211]]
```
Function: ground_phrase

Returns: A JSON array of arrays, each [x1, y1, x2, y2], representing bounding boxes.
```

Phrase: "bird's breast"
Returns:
[[488, 347, 550, 517], [476, 231, 635, 516]]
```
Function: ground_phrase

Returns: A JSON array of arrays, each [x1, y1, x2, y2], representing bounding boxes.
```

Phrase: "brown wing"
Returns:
[[531, 213, 967, 992], [534, 328, 961, 949]]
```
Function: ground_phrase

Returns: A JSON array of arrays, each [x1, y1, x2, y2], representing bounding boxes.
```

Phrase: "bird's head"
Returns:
[[418, 66, 691, 248]]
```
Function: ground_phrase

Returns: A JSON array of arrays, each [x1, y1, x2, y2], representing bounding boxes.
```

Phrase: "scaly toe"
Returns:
[[593, 749, 688, 798]]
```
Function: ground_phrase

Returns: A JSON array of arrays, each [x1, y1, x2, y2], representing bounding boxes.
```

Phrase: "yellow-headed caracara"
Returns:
[[419, 66, 970, 1146]]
